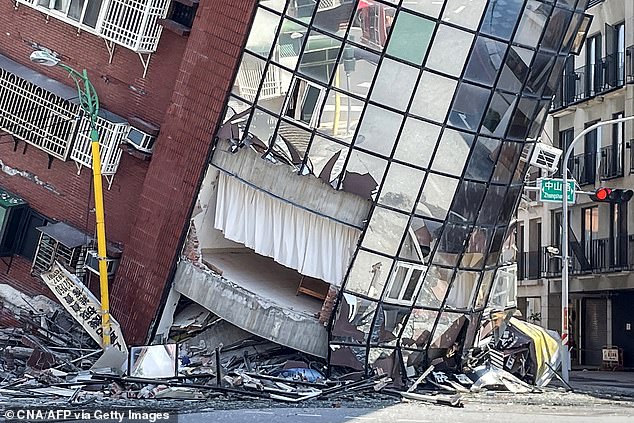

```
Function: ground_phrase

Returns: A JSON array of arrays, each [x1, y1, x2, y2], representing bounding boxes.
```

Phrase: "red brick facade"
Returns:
[[0, 0, 256, 344]]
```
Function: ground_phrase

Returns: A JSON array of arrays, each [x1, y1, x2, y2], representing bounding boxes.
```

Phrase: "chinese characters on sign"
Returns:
[[539, 178, 576, 204], [40, 262, 127, 354]]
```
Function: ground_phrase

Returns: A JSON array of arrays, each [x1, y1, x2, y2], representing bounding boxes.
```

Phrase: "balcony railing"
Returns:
[[572, 152, 597, 186], [518, 251, 541, 281], [587, 0, 604, 7], [552, 51, 628, 110], [599, 144, 624, 179], [539, 235, 633, 278]]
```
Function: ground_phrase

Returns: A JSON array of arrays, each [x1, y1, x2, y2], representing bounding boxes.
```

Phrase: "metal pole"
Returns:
[[560, 115, 634, 383]]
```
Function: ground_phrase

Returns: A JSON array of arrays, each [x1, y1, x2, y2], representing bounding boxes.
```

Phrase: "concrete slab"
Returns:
[[201, 250, 323, 314]]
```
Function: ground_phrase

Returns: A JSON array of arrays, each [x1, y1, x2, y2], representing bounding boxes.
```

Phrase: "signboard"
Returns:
[[539, 178, 575, 204], [602, 348, 619, 362], [41, 262, 127, 355]]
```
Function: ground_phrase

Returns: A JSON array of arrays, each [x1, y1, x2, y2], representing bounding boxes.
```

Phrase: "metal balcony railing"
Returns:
[[541, 235, 633, 277], [599, 144, 624, 179], [572, 152, 597, 186], [552, 51, 627, 110], [587, 0, 604, 7], [518, 251, 541, 281]]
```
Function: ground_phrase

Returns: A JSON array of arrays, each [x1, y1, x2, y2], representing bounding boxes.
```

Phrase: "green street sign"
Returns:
[[539, 178, 575, 204]]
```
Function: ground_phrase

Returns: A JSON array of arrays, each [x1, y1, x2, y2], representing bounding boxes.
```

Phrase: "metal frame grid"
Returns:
[[212, 0, 591, 378], [71, 115, 128, 179]]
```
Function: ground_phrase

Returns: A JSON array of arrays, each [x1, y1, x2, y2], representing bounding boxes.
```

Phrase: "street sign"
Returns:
[[539, 178, 575, 204]]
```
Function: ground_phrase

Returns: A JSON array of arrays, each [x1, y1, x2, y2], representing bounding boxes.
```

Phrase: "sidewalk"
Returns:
[[568, 370, 634, 399]]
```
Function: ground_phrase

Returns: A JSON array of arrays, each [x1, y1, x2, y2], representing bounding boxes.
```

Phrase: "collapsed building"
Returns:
[[157, 0, 592, 384]]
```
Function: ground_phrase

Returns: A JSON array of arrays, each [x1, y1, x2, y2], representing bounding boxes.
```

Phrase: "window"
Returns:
[[169, 2, 197, 28], [0, 189, 28, 258], [384, 262, 426, 305], [36, 0, 103, 28], [282, 78, 326, 128], [586, 34, 602, 96]]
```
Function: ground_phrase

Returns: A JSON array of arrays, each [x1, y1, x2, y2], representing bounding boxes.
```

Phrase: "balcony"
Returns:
[[540, 235, 633, 278], [571, 152, 597, 186], [518, 251, 541, 281], [599, 144, 624, 180], [552, 50, 629, 110]]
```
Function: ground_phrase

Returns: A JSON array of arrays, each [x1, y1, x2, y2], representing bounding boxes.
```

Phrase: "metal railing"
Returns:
[[599, 144, 624, 179], [552, 51, 627, 110], [572, 152, 597, 186], [587, 0, 604, 7], [518, 251, 541, 281], [540, 235, 633, 278]]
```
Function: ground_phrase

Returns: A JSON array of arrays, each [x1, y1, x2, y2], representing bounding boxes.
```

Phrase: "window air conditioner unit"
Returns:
[[525, 143, 563, 173], [84, 250, 119, 277], [125, 117, 160, 154]]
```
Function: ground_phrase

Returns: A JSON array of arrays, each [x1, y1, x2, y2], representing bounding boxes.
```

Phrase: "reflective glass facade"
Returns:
[[215, 0, 589, 379]]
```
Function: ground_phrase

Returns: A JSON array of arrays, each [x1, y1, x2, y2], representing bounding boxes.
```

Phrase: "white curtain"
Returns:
[[214, 172, 360, 286]]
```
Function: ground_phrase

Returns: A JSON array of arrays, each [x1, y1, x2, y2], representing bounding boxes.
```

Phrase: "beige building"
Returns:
[[517, 0, 634, 369]]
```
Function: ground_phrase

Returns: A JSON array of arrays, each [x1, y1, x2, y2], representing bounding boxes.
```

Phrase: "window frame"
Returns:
[[384, 260, 427, 306], [282, 77, 327, 128]]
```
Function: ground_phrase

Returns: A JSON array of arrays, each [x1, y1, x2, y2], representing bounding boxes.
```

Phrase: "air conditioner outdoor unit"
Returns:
[[84, 250, 119, 277], [125, 127, 156, 154], [524, 143, 563, 173]]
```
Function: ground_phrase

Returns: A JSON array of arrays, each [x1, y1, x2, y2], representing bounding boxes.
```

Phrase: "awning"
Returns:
[[37, 222, 88, 249]]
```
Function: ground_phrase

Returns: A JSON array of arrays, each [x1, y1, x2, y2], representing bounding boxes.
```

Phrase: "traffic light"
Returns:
[[589, 188, 634, 203]]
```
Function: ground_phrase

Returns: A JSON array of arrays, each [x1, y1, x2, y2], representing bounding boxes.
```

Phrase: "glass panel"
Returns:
[[219, 96, 252, 143], [508, 98, 538, 140], [344, 149, 388, 194], [402, 309, 438, 350], [475, 270, 495, 309], [299, 31, 342, 83], [246, 7, 282, 57], [541, 6, 573, 52], [402, 0, 443, 18], [394, 118, 441, 169], [256, 63, 294, 115], [275, 120, 313, 165], [491, 141, 522, 184], [441, 0, 488, 30], [486, 226, 509, 266], [345, 250, 392, 298], [416, 173, 459, 220], [476, 185, 507, 225], [524, 52, 556, 96], [464, 36, 507, 87], [329, 345, 366, 371], [313, 0, 356, 36], [307, 135, 349, 183], [349, 1, 396, 52], [373, 304, 411, 343], [513, 143, 534, 183], [430, 312, 467, 349], [378, 164, 426, 212], [480, 0, 524, 41], [274, 18, 309, 71], [498, 185, 521, 224], [410, 72, 458, 124], [447, 83, 491, 132], [461, 226, 493, 270], [433, 222, 471, 267], [416, 265, 454, 309], [425, 25, 474, 78], [386, 11, 435, 65], [82, 0, 102, 27], [370, 58, 418, 111], [355, 105, 403, 157], [317, 90, 364, 142], [430, 129, 473, 176], [528, 102, 549, 139], [464, 136, 500, 182], [67, 0, 83, 21], [331, 293, 378, 344], [368, 348, 399, 375], [449, 181, 486, 224], [481, 91, 518, 137], [233, 53, 270, 102], [336, 43, 380, 99], [497, 46, 534, 93], [399, 217, 442, 264], [561, 12, 583, 53], [446, 270, 481, 310], [261, 0, 286, 13], [489, 265, 517, 309], [247, 108, 279, 148], [288, 0, 316, 18], [361, 206, 409, 256], [514, 0, 551, 48]]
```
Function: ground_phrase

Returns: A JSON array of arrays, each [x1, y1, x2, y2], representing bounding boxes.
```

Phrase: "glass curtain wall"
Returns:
[[214, 0, 590, 380]]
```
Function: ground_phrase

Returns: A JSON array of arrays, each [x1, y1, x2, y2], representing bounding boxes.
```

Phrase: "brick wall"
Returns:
[[110, 0, 257, 344]]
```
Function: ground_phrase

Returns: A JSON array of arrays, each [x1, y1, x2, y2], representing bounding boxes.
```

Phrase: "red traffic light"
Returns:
[[595, 187, 611, 201]]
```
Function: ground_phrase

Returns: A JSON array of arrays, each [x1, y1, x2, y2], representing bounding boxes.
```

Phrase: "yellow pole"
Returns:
[[333, 69, 340, 136], [90, 128, 111, 346]]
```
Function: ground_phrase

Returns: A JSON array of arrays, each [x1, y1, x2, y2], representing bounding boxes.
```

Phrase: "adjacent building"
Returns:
[[517, 0, 634, 369]]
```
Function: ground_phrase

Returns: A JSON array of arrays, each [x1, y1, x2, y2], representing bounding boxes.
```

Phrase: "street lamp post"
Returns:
[[30, 50, 111, 347], [560, 115, 634, 383]]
